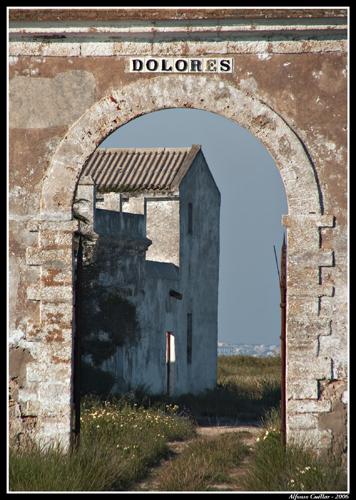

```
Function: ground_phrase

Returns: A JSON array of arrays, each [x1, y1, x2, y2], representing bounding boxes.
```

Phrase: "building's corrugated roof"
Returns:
[[82, 145, 201, 193]]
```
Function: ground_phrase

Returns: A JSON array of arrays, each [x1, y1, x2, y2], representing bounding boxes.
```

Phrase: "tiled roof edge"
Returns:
[[170, 144, 201, 189]]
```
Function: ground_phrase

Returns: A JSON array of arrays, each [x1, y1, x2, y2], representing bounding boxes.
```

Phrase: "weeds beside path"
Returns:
[[9, 402, 195, 492], [10, 356, 346, 492], [134, 424, 261, 492]]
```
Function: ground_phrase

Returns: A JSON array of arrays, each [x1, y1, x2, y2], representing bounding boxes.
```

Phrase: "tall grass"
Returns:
[[243, 410, 347, 492], [9, 400, 195, 492], [78, 356, 281, 423], [174, 355, 281, 422], [10, 356, 344, 492]]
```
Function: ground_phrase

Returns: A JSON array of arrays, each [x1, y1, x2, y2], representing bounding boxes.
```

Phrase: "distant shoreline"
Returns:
[[217, 343, 280, 357]]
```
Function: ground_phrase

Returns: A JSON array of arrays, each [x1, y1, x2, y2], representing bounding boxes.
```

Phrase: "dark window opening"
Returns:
[[188, 203, 193, 235], [187, 313, 192, 364]]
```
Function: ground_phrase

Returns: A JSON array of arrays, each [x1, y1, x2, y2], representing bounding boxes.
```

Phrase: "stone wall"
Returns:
[[8, 8, 347, 464]]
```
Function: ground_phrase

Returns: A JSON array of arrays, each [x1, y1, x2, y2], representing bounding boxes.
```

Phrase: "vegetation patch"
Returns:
[[9, 357, 346, 492], [242, 409, 347, 492], [9, 398, 195, 492], [154, 433, 249, 491], [123, 355, 281, 423]]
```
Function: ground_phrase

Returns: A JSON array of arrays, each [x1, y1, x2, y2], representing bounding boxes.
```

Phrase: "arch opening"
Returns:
[[73, 108, 287, 423]]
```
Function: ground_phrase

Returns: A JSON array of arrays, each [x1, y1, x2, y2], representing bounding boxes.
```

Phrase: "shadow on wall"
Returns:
[[76, 237, 141, 396]]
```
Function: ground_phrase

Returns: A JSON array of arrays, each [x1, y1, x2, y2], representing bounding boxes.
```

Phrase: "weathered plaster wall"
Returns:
[[121, 195, 145, 215], [8, 9, 347, 463], [75, 183, 151, 395], [74, 157, 220, 398], [178, 152, 221, 393], [145, 199, 180, 267], [74, 184, 218, 397]]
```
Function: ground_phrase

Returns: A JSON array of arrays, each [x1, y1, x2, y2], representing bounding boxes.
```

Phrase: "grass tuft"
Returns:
[[155, 433, 249, 491], [243, 417, 347, 492]]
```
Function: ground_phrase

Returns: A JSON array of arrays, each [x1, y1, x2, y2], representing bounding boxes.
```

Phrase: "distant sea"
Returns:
[[218, 342, 280, 357]]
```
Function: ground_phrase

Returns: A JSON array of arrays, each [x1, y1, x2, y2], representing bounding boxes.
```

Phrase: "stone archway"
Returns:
[[42, 75, 321, 218], [29, 75, 335, 449]]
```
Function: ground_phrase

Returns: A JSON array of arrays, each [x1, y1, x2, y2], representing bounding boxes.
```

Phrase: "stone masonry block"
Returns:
[[289, 250, 334, 267], [287, 266, 319, 286], [288, 317, 331, 337], [287, 413, 318, 429], [288, 428, 333, 450], [288, 400, 332, 413], [18, 387, 38, 404], [282, 214, 335, 228], [41, 267, 72, 287], [19, 399, 41, 417], [9, 41, 81, 57], [28, 286, 73, 303], [39, 230, 73, 247], [288, 285, 334, 297], [27, 362, 71, 384], [36, 420, 72, 451], [40, 302, 73, 326], [34, 220, 79, 232], [287, 296, 319, 317], [287, 339, 319, 357], [335, 361, 347, 379], [288, 232, 320, 254], [319, 296, 336, 316], [41, 324, 73, 344], [291, 357, 333, 380], [25, 321, 42, 340], [27, 286, 41, 301], [318, 334, 341, 353], [38, 384, 72, 416], [287, 379, 319, 400], [26, 247, 73, 266]]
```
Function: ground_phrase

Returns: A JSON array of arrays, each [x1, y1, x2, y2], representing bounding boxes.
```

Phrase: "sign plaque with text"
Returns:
[[128, 57, 233, 73]]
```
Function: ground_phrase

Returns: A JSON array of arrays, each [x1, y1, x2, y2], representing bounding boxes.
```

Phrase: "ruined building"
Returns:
[[75, 145, 220, 397]]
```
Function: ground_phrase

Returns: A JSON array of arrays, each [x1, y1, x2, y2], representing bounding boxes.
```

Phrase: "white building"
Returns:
[[75, 145, 220, 396]]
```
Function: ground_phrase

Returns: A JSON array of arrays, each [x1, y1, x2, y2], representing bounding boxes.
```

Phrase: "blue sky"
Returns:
[[101, 108, 288, 345]]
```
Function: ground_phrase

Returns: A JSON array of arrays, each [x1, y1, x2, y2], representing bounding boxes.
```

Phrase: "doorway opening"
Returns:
[[166, 332, 176, 396]]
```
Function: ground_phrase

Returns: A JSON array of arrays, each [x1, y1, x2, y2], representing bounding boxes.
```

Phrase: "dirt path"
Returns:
[[133, 423, 262, 492]]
